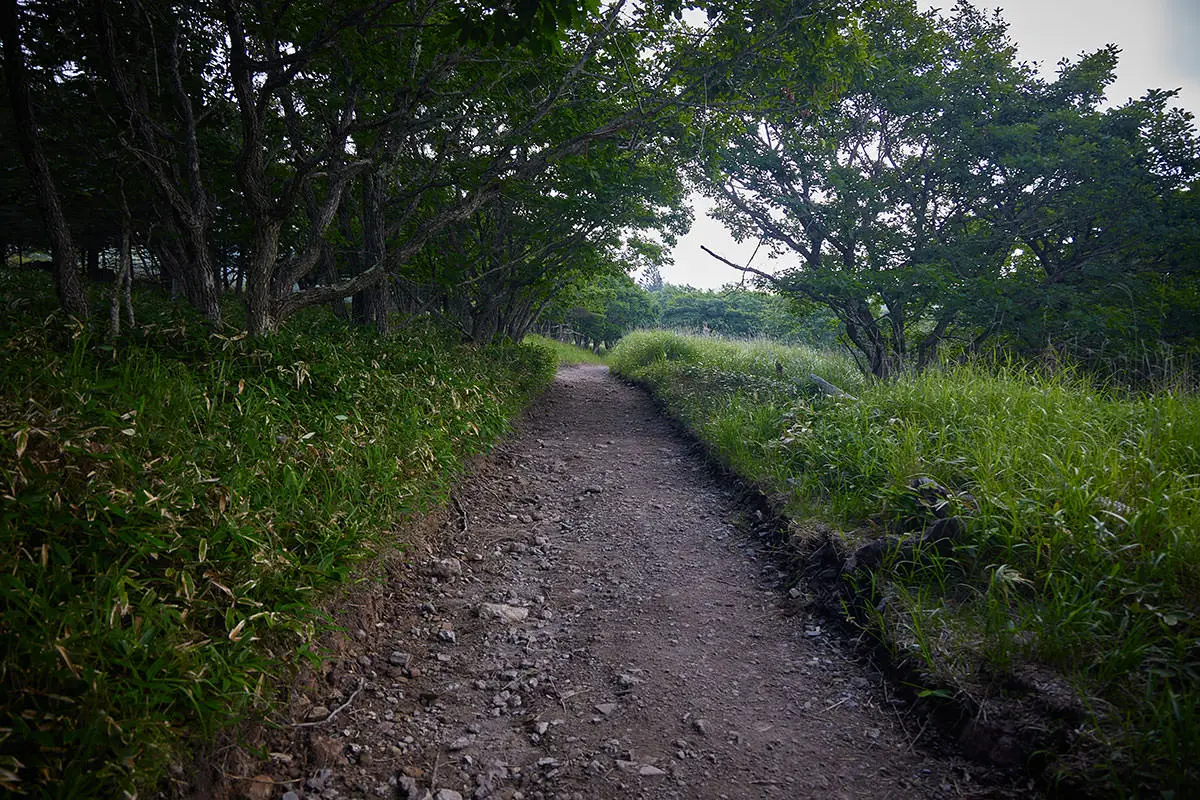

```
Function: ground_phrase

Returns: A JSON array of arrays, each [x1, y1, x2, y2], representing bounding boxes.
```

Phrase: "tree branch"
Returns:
[[700, 245, 780, 285]]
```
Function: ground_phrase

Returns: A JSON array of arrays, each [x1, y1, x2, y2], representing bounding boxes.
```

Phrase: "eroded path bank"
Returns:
[[236, 365, 1026, 800]]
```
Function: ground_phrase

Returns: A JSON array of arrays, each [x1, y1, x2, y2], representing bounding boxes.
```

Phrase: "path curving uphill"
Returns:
[[230, 364, 1027, 800]]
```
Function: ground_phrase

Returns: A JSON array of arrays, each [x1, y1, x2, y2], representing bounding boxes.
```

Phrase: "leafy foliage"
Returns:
[[540, 272, 657, 350], [654, 284, 840, 346]]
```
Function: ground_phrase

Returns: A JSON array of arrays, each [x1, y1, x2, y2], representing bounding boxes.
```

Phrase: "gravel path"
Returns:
[[227, 364, 1025, 800]]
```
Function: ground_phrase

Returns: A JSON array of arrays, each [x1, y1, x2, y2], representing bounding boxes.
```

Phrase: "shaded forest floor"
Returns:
[[199, 364, 1034, 800]]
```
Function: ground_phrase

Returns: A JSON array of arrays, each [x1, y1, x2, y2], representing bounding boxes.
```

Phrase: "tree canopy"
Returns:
[[698, 0, 1200, 378], [2, 0, 1197, 379]]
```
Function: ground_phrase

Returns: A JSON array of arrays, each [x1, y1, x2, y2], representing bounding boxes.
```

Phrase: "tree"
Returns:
[[701, 0, 1200, 378], [541, 270, 656, 349], [651, 283, 835, 343], [701, 1, 1025, 377], [963, 51, 1200, 364], [2, 0, 870, 344], [1, 0, 88, 318], [91, 0, 234, 322]]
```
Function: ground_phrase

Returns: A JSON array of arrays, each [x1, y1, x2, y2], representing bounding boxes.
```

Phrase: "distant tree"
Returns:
[[652, 284, 836, 345], [541, 271, 656, 350], [640, 261, 665, 294]]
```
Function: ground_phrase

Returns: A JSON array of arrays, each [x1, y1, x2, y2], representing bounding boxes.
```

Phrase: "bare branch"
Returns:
[[700, 245, 780, 285]]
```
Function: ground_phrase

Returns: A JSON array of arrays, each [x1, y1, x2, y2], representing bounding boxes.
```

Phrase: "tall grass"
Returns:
[[0, 271, 556, 797], [611, 330, 1200, 795], [523, 333, 608, 365]]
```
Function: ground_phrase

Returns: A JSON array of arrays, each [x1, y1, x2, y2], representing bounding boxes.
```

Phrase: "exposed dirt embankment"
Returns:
[[197, 364, 1031, 800]]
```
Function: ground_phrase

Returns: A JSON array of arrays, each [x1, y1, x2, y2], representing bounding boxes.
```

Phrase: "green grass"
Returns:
[[524, 333, 608, 365], [0, 270, 556, 798], [611, 329, 1200, 796]]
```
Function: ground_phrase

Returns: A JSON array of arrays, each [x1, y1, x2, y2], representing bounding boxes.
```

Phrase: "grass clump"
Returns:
[[524, 333, 608, 365], [610, 330, 864, 494], [610, 329, 1200, 795], [0, 270, 556, 798]]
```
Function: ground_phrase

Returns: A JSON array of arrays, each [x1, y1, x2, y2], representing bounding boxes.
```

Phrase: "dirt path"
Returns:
[[240, 365, 1025, 800]]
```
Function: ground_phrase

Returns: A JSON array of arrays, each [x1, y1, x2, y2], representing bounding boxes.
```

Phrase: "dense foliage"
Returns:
[[538, 278, 841, 350], [0, 272, 555, 796], [4, 0, 1197, 373], [612, 330, 1200, 795], [0, 0, 860, 340]]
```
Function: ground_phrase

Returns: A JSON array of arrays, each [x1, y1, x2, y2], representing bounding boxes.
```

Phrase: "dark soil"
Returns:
[[197, 364, 1037, 800]]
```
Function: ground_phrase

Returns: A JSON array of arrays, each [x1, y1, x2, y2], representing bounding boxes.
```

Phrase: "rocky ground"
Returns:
[[216, 364, 1035, 800]]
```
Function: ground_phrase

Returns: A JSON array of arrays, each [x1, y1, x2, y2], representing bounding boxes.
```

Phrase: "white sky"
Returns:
[[661, 0, 1200, 290]]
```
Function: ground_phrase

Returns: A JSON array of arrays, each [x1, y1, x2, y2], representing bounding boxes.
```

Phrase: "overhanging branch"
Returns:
[[700, 245, 779, 285]]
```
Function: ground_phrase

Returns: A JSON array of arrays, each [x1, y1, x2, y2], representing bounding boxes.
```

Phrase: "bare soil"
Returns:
[[216, 364, 1035, 800]]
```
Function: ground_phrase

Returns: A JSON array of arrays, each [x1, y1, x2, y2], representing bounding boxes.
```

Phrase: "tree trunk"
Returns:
[[244, 219, 282, 336], [470, 301, 500, 344], [85, 247, 105, 281], [110, 187, 136, 337], [351, 281, 393, 333], [1, 0, 89, 319], [351, 171, 392, 334], [177, 218, 222, 321], [109, 211, 134, 339]]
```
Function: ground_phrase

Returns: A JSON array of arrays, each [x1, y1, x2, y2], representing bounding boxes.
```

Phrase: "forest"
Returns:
[[3, 0, 1199, 796], [3, 0, 1196, 372]]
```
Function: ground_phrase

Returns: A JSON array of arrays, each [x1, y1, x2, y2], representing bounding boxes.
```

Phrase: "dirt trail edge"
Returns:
[[237, 364, 1029, 800]]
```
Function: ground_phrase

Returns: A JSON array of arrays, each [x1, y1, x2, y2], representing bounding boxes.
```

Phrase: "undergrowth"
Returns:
[[523, 333, 607, 365], [610, 329, 1200, 796], [0, 270, 556, 798]]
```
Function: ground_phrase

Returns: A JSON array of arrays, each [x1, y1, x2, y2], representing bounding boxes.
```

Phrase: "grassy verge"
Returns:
[[0, 271, 556, 798], [523, 333, 608, 365], [610, 329, 1200, 796]]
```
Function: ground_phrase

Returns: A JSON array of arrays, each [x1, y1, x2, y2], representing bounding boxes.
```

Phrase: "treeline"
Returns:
[[538, 278, 840, 350], [3, 0, 1199, 375], [0, 0, 867, 346]]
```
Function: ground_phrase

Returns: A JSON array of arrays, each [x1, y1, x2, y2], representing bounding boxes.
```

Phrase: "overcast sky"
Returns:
[[659, 0, 1200, 291]]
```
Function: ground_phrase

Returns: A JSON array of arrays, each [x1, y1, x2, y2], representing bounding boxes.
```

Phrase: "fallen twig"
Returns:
[[820, 696, 850, 714], [430, 750, 443, 789], [291, 676, 366, 728]]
